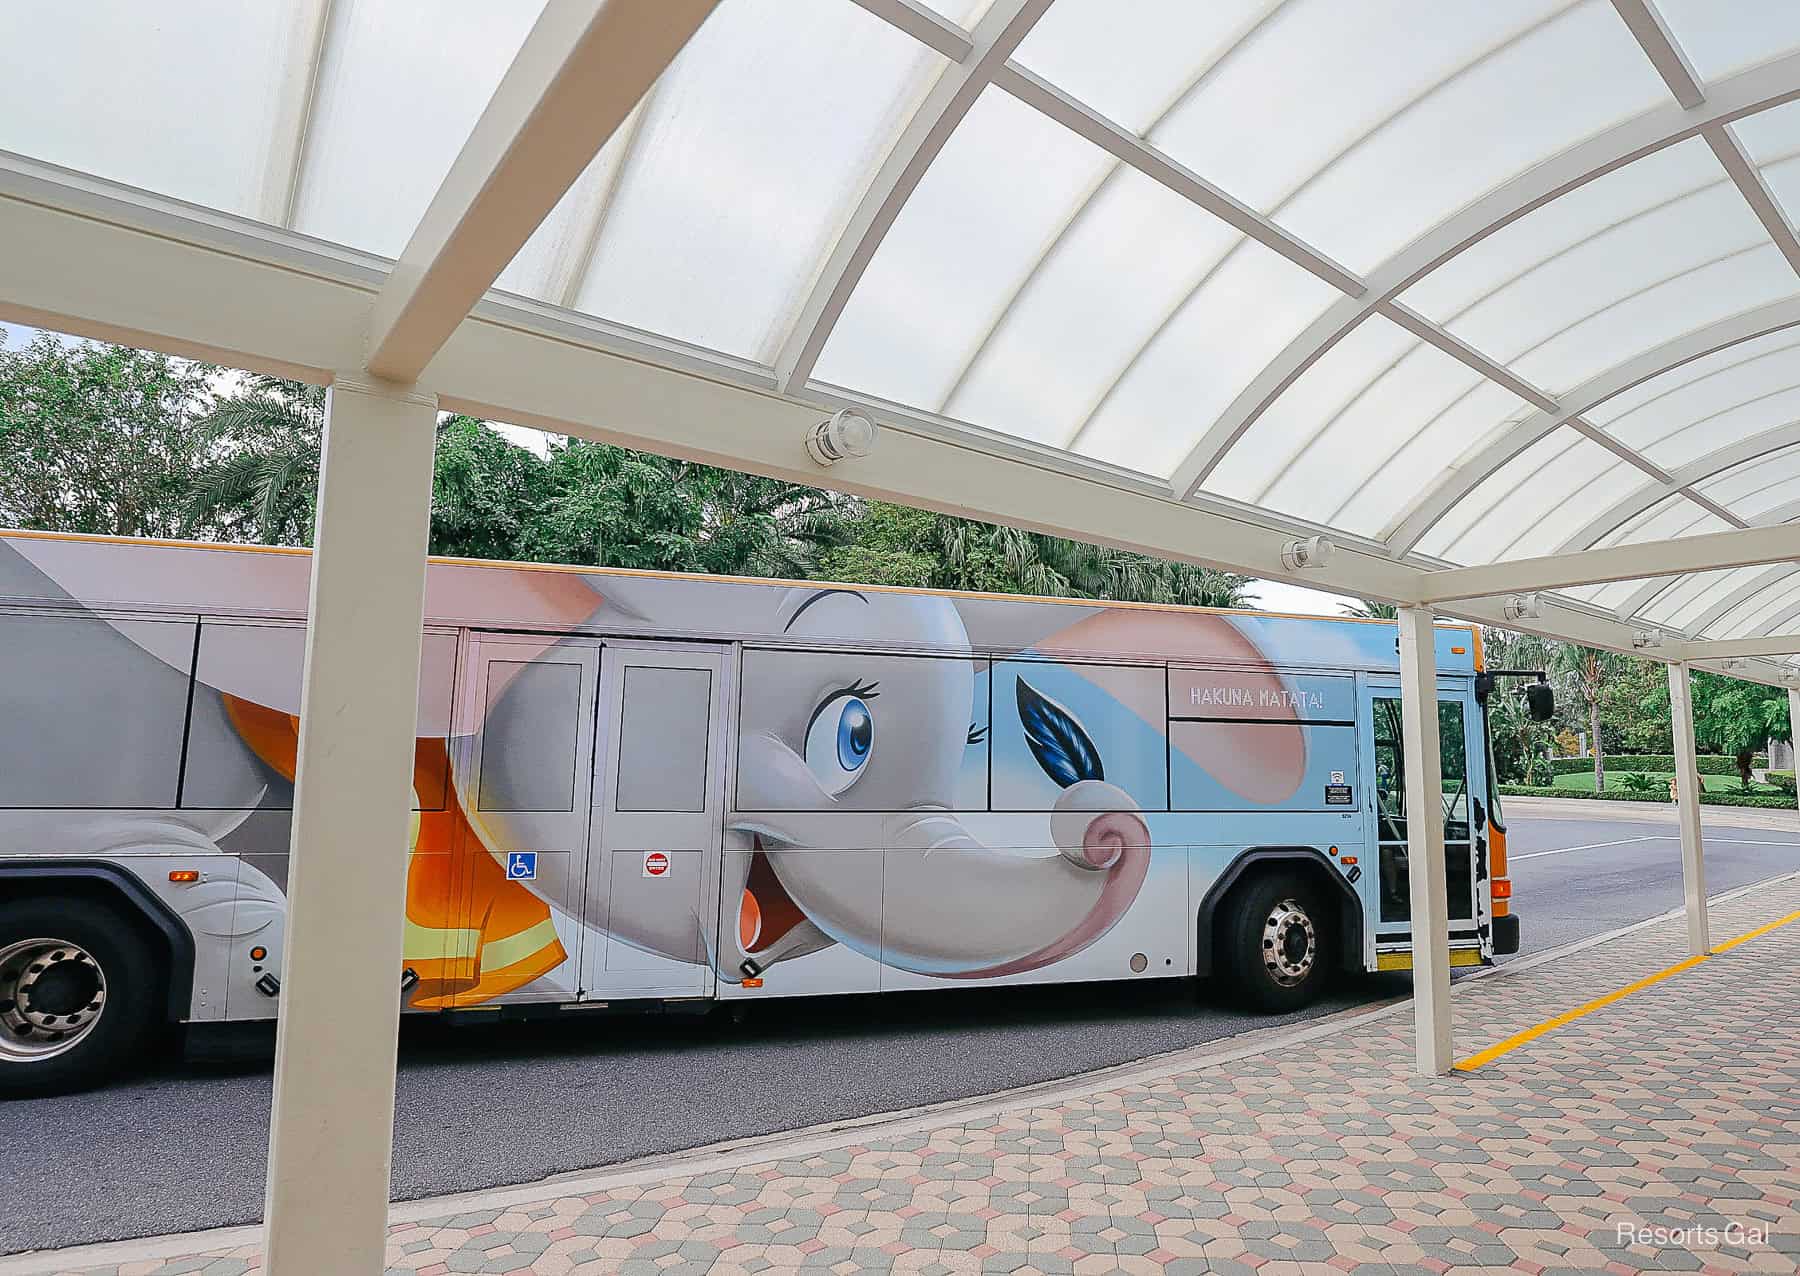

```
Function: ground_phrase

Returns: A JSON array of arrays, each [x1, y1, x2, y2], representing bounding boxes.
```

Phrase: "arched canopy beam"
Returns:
[[1168, 47, 1800, 501], [1555, 420, 1800, 553], [366, 0, 715, 381], [1683, 632, 1800, 660], [1416, 523, 1800, 604], [772, 0, 1053, 395]]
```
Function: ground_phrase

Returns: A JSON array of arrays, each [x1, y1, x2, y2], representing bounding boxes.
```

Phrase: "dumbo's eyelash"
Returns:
[[804, 680, 880, 734]]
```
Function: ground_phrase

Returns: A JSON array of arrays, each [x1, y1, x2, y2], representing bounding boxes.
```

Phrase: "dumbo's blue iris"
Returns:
[[804, 684, 878, 796], [836, 697, 873, 771]]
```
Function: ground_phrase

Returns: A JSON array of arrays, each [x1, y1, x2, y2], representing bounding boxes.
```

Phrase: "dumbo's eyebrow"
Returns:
[[783, 588, 868, 632]]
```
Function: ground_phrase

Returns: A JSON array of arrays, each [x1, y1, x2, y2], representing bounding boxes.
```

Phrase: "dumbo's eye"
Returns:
[[804, 682, 877, 796]]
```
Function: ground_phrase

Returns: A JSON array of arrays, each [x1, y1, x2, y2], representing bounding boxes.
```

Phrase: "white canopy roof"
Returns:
[[6, 0, 1800, 680]]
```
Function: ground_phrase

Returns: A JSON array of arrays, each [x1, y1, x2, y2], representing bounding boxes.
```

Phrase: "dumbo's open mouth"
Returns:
[[739, 835, 808, 953]]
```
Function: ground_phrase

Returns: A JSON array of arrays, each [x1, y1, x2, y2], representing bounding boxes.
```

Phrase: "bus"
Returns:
[[0, 529, 1521, 1095]]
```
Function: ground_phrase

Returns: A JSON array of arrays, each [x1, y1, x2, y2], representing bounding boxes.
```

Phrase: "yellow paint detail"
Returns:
[[405, 917, 480, 963], [1377, 948, 1484, 971], [1455, 907, 1800, 1072], [475, 916, 562, 973]]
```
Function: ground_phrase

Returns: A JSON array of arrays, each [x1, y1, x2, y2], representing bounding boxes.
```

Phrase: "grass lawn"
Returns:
[[1547, 769, 1783, 797]]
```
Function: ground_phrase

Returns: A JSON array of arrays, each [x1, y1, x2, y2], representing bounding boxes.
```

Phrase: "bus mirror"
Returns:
[[1525, 681, 1555, 722]]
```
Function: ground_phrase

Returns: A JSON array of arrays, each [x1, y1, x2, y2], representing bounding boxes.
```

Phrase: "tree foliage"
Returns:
[[0, 333, 215, 538], [184, 375, 324, 545]]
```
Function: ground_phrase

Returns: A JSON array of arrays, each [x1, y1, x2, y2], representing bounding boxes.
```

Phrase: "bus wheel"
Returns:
[[0, 896, 158, 1098], [1218, 871, 1334, 1014]]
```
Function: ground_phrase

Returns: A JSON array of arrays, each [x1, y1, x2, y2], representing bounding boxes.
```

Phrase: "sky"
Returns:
[[1, 321, 1357, 618]]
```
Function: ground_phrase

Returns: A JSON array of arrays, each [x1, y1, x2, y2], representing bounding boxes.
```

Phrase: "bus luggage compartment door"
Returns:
[[580, 643, 728, 1001]]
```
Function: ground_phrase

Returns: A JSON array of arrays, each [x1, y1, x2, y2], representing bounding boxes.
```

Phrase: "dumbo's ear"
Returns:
[[1016, 678, 1104, 788]]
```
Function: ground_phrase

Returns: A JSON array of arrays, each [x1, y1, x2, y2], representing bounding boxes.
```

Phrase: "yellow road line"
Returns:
[[1454, 907, 1800, 1072]]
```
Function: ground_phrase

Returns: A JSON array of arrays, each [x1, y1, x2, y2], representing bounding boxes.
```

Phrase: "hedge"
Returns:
[[1546, 754, 1748, 777], [1770, 770, 1796, 795], [1498, 784, 1796, 809]]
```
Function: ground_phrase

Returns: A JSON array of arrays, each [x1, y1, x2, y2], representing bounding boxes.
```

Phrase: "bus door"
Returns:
[[450, 636, 602, 1006], [1359, 679, 1484, 967], [578, 642, 728, 1001]]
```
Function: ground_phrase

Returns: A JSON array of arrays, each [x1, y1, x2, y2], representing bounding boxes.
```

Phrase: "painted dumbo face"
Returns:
[[703, 586, 1153, 983]]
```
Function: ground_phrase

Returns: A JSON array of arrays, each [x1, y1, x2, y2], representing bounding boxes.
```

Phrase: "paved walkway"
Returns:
[[14, 878, 1800, 1276]]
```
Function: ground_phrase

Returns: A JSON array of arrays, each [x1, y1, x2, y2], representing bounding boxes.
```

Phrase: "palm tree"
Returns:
[[184, 375, 324, 545], [1553, 644, 1629, 792], [1343, 599, 1399, 620]]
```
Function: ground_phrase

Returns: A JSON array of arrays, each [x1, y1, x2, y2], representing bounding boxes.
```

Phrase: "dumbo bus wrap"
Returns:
[[0, 529, 1519, 1095]]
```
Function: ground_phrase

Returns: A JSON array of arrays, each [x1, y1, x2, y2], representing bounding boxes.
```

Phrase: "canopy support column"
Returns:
[[1668, 663, 1709, 957], [1398, 605, 1453, 1076], [263, 374, 439, 1276], [1789, 687, 1800, 812]]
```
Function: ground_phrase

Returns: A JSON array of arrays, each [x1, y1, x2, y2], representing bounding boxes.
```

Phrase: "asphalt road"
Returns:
[[5, 807, 1795, 1255], [1504, 812, 1799, 953]]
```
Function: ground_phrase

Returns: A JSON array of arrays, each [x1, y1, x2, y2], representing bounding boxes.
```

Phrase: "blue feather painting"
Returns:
[[1015, 678, 1104, 788]]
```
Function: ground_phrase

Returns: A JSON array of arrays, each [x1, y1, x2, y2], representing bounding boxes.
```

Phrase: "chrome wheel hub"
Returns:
[[0, 938, 106, 1062], [1260, 900, 1317, 987]]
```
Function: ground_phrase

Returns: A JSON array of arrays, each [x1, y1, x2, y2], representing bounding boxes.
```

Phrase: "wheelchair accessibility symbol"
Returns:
[[506, 851, 538, 882]]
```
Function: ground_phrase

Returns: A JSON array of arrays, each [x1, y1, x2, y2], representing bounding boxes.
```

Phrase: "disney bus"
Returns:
[[0, 529, 1520, 1095]]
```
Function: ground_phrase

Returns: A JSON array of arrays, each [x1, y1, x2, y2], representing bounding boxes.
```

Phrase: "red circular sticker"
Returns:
[[643, 851, 670, 878]]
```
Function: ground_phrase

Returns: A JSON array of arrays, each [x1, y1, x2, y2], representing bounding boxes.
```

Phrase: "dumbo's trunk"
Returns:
[[762, 782, 1152, 978]]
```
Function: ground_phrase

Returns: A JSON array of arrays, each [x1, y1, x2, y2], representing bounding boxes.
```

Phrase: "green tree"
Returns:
[[0, 333, 216, 537], [1690, 672, 1788, 785], [1343, 600, 1399, 620], [430, 415, 549, 561], [183, 375, 324, 545], [1480, 627, 1556, 784], [1597, 656, 1671, 755], [1553, 645, 1630, 792], [821, 502, 1253, 607], [522, 440, 850, 577], [815, 502, 941, 587]]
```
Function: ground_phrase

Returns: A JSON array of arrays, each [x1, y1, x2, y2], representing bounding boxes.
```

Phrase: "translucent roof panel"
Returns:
[[1593, 493, 1726, 549], [1678, 565, 1800, 633], [1728, 101, 1800, 235], [291, 1, 548, 257], [1711, 575, 1800, 638], [813, 87, 1113, 422], [555, 0, 944, 363], [1508, 245, 1795, 396], [1395, 139, 1789, 398], [1072, 237, 1339, 478], [1640, 566, 1748, 628], [942, 165, 1245, 455], [1203, 316, 1533, 539], [1013, 0, 1275, 136], [916, 0, 996, 28], [1122, 0, 1667, 274], [1696, 444, 1800, 520], [1591, 332, 1800, 469], [0, 3, 312, 220], [1658, 0, 1800, 83], [1416, 431, 1651, 564], [1412, 429, 1574, 562]]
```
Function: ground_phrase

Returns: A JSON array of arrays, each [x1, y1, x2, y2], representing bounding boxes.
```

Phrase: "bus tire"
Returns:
[[0, 895, 159, 1098], [1216, 870, 1335, 1014]]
